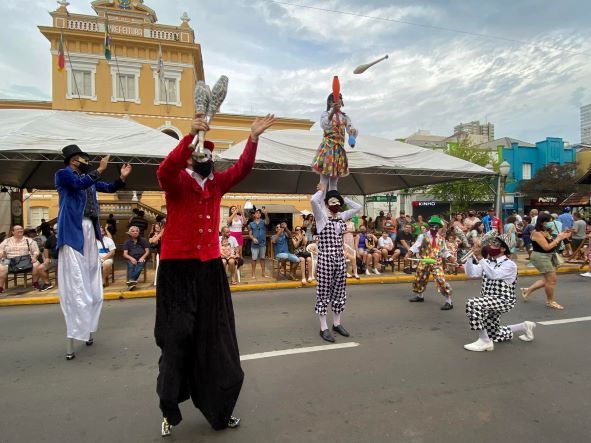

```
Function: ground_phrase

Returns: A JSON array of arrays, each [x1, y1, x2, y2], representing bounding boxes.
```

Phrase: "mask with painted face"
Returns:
[[192, 149, 214, 177], [428, 224, 439, 234], [488, 246, 501, 257]]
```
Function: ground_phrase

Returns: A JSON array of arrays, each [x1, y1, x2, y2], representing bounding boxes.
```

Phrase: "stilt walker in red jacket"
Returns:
[[155, 113, 275, 436]]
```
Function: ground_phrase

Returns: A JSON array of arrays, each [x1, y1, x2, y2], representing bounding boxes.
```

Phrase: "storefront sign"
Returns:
[[532, 197, 558, 206], [412, 201, 436, 207], [367, 195, 397, 203]]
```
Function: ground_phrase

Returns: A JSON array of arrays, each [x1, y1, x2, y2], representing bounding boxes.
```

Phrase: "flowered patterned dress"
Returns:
[[311, 111, 354, 178]]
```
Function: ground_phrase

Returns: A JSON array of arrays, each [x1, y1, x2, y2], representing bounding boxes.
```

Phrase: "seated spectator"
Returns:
[[97, 226, 116, 286], [0, 225, 52, 292], [292, 226, 314, 284], [43, 224, 59, 280], [356, 226, 369, 268], [272, 222, 302, 280], [364, 230, 381, 275], [220, 237, 240, 285], [396, 223, 415, 259], [378, 231, 395, 270], [122, 226, 150, 290], [220, 227, 243, 283], [220, 227, 244, 284]]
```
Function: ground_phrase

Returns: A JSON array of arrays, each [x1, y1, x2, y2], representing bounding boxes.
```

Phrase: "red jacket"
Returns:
[[157, 134, 258, 261]]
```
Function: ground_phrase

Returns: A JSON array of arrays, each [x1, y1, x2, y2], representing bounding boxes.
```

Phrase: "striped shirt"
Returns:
[[0, 237, 39, 259]]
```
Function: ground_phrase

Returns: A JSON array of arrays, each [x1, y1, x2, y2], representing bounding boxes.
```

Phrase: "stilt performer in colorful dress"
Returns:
[[463, 234, 536, 351], [311, 183, 362, 342], [406, 216, 456, 310], [155, 113, 275, 436], [311, 76, 358, 191]]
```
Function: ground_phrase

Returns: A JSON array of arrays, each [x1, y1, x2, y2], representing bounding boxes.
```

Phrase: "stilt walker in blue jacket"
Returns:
[[55, 145, 131, 360]]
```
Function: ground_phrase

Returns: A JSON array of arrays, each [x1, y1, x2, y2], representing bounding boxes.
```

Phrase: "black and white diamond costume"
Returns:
[[310, 189, 361, 340], [463, 239, 536, 352], [465, 256, 517, 342]]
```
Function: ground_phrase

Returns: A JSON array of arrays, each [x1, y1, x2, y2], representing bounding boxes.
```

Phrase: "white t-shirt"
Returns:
[[97, 236, 116, 259], [378, 236, 394, 249]]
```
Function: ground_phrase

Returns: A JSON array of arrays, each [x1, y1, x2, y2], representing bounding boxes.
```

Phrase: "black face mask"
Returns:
[[193, 161, 213, 177], [328, 204, 341, 214], [78, 162, 91, 174]]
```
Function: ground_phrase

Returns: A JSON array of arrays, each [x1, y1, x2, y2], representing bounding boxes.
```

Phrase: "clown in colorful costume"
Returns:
[[406, 216, 455, 310], [463, 234, 536, 352], [311, 93, 358, 191]]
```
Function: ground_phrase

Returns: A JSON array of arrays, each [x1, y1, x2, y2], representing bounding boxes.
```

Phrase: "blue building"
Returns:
[[501, 137, 576, 213]]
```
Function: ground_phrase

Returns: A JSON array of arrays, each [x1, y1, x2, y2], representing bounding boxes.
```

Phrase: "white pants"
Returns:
[[58, 219, 103, 341]]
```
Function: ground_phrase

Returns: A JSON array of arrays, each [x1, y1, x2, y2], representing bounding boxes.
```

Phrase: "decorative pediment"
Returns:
[[91, 0, 157, 23]]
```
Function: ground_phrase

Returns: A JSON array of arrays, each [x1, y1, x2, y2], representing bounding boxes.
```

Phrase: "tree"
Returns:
[[414, 135, 498, 214], [519, 163, 581, 203]]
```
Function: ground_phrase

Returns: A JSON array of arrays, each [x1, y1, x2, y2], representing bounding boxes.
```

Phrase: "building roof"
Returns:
[[474, 137, 535, 150], [576, 167, 591, 184], [560, 192, 591, 206]]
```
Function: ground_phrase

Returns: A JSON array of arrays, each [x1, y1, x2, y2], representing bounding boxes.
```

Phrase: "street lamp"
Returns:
[[496, 161, 510, 220]]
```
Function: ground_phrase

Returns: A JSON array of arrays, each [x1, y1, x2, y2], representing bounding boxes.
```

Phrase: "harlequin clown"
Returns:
[[155, 113, 275, 437], [310, 183, 362, 342], [463, 234, 536, 352], [311, 92, 358, 191], [405, 216, 456, 310]]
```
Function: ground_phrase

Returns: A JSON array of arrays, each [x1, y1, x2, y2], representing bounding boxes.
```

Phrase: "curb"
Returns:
[[0, 265, 587, 308]]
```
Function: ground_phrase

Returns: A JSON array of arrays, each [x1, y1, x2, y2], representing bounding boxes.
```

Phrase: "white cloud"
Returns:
[[0, 0, 589, 144]]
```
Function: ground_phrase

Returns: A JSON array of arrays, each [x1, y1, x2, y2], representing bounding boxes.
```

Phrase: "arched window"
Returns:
[[161, 129, 179, 139]]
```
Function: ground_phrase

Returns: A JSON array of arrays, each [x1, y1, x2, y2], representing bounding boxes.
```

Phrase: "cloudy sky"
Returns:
[[1, 0, 590, 143]]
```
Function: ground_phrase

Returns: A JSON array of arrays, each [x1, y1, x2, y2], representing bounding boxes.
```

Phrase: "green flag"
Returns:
[[104, 16, 112, 61]]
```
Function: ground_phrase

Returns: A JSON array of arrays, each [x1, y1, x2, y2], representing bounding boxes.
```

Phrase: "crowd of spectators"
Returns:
[[0, 205, 589, 295]]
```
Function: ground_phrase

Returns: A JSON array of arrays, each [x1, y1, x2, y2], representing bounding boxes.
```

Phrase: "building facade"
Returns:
[[581, 104, 591, 144], [454, 120, 495, 142], [0, 0, 315, 232], [502, 137, 577, 213]]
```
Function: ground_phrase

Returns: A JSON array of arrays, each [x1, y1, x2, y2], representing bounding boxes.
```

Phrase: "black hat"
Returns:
[[62, 144, 89, 165], [324, 190, 344, 206]]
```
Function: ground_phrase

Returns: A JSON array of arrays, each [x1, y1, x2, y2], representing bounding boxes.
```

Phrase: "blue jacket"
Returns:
[[55, 166, 125, 254]]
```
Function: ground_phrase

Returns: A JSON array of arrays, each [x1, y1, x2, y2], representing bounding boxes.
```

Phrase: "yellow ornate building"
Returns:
[[0, 0, 314, 231]]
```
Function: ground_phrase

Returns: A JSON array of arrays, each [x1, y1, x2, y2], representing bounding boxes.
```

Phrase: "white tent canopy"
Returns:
[[218, 129, 495, 195], [0, 109, 178, 190]]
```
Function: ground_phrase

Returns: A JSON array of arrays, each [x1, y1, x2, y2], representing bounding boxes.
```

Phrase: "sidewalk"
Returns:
[[1, 254, 588, 307]]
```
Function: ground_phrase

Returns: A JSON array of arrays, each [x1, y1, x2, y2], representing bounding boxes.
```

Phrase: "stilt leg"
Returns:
[[66, 338, 75, 360]]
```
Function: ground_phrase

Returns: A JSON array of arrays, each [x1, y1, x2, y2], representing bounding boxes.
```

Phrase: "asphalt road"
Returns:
[[0, 274, 590, 443]]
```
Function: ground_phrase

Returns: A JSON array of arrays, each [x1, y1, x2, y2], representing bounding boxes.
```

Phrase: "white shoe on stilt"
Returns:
[[519, 321, 536, 342], [464, 338, 494, 352]]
